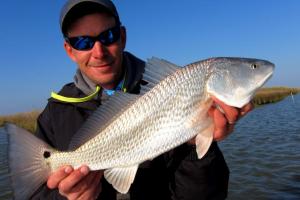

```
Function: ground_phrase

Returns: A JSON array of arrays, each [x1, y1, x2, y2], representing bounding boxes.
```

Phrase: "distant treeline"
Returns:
[[0, 87, 299, 133]]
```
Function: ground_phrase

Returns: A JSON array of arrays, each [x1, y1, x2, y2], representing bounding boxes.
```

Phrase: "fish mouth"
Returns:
[[257, 70, 274, 87], [236, 70, 274, 108]]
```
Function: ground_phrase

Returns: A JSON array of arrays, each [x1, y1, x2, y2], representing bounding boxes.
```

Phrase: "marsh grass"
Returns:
[[253, 87, 300, 106], [0, 110, 40, 133], [0, 87, 299, 133]]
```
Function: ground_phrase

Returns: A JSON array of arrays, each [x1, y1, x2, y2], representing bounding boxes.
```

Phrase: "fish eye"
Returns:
[[251, 63, 258, 69]]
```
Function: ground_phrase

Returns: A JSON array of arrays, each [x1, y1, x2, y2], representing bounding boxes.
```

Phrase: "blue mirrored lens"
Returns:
[[99, 27, 119, 45], [66, 26, 121, 51], [73, 37, 94, 50]]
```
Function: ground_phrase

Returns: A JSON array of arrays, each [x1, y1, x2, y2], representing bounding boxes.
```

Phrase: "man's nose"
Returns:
[[91, 41, 107, 58]]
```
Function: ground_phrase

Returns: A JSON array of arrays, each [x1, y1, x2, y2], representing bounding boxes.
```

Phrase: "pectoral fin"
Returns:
[[195, 122, 214, 159], [104, 165, 139, 194]]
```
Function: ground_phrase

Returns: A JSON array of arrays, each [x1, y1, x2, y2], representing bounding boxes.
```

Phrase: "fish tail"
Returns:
[[4, 123, 53, 200]]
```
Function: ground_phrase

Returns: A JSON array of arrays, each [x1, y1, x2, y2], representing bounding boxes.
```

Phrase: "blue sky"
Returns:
[[0, 0, 299, 115]]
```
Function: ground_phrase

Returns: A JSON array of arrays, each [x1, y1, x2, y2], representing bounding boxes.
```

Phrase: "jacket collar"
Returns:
[[74, 51, 145, 97], [50, 52, 145, 109]]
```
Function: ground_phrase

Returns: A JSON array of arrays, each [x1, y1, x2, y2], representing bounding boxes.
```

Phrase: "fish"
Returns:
[[4, 57, 274, 199]]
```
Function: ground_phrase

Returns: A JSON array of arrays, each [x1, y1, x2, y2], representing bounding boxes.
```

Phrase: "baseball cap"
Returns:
[[60, 0, 120, 35]]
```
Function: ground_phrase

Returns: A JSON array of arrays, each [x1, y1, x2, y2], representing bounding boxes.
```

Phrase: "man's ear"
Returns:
[[64, 41, 77, 62], [120, 26, 127, 50]]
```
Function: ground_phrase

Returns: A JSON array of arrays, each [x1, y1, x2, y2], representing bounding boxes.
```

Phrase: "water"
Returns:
[[0, 95, 299, 199], [220, 94, 300, 200], [0, 128, 12, 199]]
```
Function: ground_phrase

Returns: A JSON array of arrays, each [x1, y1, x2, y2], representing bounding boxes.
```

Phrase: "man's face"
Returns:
[[64, 12, 126, 89]]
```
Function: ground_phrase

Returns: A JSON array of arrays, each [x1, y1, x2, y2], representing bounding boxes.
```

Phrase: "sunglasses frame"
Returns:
[[65, 25, 122, 51]]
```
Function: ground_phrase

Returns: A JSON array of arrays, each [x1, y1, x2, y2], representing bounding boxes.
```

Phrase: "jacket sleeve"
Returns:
[[167, 142, 229, 200], [30, 104, 67, 200]]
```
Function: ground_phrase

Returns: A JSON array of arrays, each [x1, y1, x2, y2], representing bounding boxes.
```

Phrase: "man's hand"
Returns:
[[47, 165, 103, 200], [209, 97, 253, 141]]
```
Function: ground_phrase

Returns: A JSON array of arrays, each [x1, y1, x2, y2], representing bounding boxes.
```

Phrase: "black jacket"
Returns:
[[32, 52, 229, 200]]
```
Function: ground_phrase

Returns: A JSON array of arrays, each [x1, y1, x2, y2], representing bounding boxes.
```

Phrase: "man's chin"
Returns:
[[93, 76, 118, 88]]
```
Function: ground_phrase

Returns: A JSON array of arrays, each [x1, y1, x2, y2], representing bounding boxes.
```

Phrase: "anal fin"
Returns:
[[104, 165, 139, 194]]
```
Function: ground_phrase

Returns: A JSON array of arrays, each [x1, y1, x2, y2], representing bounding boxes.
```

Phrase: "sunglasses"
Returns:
[[65, 26, 121, 51]]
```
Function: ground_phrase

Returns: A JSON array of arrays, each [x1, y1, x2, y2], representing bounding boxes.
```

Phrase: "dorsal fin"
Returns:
[[68, 92, 140, 150], [69, 57, 180, 149], [140, 57, 180, 94]]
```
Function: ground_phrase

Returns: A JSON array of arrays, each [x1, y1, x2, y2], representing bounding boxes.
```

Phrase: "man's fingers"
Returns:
[[240, 102, 254, 117], [70, 171, 104, 200], [213, 106, 227, 129], [58, 165, 90, 194], [74, 171, 102, 192], [47, 165, 73, 189], [87, 171, 103, 198], [46, 165, 103, 199], [212, 106, 228, 141], [209, 97, 254, 141], [63, 171, 97, 199], [212, 97, 240, 123]]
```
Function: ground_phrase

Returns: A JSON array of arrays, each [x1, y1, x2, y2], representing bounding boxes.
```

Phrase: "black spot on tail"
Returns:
[[43, 151, 51, 158]]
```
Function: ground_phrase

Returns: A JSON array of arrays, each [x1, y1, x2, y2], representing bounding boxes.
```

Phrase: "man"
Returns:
[[33, 0, 253, 199]]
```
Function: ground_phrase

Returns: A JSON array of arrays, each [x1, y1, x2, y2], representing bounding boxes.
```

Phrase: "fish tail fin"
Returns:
[[4, 123, 53, 199]]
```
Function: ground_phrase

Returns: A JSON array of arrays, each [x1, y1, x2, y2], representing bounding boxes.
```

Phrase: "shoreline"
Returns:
[[1, 86, 299, 133], [252, 87, 300, 105]]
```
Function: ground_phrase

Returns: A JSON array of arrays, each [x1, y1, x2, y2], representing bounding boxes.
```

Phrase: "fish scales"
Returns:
[[50, 64, 207, 170], [4, 57, 274, 198]]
